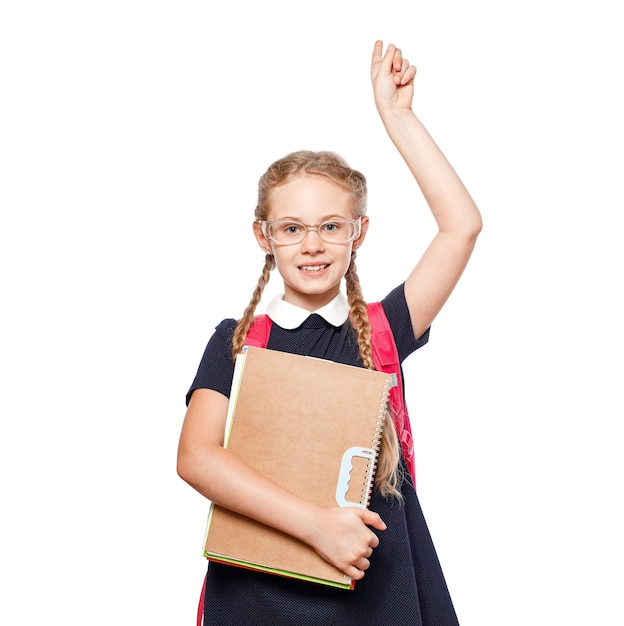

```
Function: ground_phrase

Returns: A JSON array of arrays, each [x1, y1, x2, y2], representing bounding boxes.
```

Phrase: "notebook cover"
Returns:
[[203, 346, 393, 589]]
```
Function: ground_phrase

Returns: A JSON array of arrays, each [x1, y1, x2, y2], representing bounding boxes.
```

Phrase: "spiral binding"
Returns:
[[360, 377, 392, 508]]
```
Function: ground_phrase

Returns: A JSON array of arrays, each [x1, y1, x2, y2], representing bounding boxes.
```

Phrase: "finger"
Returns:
[[371, 39, 386, 79], [357, 556, 371, 571], [379, 42, 396, 76], [371, 39, 383, 69], [348, 556, 371, 579], [361, 509, 387, 531], [400, 64, 417, 86], [394, 58, 411, 85], [393, 48, 403, 72], [346, 564, 366, 581]]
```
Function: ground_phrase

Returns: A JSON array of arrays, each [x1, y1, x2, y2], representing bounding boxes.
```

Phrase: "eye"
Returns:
[[320, 221, 342, 233], [273, 221, 304, 235]]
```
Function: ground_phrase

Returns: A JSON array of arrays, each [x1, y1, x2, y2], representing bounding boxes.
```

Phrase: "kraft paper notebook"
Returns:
[[203, 345, 395, 590]]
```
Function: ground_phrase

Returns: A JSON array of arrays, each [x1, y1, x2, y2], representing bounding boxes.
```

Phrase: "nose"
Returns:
[[300, 227, 325, 253]]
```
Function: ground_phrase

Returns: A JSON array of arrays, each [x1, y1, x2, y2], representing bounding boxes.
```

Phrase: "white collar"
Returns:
[[266, 292, 350, 329]]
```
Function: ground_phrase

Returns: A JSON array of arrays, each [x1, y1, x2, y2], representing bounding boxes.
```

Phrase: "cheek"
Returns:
[[341, 245, 355, 263], [270, 247, 290, 269]]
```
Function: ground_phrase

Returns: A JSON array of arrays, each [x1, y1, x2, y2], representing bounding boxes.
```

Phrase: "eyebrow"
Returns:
[[271, 214, 354, 222]]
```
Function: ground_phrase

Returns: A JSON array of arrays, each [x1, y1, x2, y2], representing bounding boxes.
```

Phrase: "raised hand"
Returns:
[[371, 40, 417, 115]]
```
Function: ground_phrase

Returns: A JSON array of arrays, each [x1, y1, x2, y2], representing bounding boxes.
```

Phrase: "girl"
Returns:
[[178, 40, 482, 625]]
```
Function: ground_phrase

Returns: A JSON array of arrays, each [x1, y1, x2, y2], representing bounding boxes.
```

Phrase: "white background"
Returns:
[[1, 1, 622, 624]]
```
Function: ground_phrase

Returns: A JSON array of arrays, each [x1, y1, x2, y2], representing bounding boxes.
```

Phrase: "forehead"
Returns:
[[267, 174, 354, 221]]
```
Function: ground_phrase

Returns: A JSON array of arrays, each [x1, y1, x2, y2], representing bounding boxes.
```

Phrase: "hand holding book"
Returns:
[[306, 504, 386, 582]]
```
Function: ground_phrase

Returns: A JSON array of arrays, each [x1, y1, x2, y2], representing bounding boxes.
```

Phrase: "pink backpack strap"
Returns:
[[244, 314, 273, 347], [366, 302, 416, 486], [197, 575, 206, 626]]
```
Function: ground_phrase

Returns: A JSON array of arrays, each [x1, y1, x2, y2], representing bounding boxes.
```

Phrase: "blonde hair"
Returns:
[[231, 150, 403, 499]]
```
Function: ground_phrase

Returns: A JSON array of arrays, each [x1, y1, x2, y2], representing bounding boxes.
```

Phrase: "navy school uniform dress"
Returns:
[[186, 284, 459, 626]]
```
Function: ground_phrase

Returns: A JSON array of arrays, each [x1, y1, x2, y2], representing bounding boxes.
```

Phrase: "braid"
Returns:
[[345, 251, 375, 370], [345, 251, 403, 499], [231, 254, 275, 362]]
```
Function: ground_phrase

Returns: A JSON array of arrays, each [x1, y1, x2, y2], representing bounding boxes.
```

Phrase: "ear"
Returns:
[[253, 221, 273, 255], [352, 216, 370, 250]]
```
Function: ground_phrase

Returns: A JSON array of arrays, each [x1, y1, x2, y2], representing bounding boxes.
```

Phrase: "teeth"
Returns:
[[301, 265, 327, 271]]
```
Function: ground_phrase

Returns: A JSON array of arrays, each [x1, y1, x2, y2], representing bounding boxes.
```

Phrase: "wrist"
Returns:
[[377, 104, 416, 126], [294, 504, 325, 549]]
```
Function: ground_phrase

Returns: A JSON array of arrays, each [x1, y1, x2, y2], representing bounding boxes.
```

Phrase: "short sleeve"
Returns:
[[185, 318, 238, 406], [380, 283, 430, 363]]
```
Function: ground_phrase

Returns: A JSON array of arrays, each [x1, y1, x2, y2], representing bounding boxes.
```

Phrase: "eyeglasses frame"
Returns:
[[259, 217, 362, 246]]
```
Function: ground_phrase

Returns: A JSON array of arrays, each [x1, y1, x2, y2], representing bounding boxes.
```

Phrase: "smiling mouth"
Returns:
[[299, 264, 328, 272]]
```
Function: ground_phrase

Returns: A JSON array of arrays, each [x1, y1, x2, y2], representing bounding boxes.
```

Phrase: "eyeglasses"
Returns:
[[260, 218, 362, 245]]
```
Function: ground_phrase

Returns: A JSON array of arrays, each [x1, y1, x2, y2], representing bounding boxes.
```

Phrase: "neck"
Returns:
[[282, 286, 341, 312]]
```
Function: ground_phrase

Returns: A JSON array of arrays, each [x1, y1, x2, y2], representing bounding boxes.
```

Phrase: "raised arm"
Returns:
[[371, 40, 483, 340]]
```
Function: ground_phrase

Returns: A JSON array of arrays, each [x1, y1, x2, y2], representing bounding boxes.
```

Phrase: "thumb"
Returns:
[[359, 508, 387, 531]]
